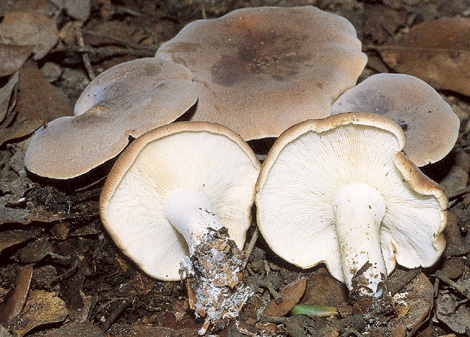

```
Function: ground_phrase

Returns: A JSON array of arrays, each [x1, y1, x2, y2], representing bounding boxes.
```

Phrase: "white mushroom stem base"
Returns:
[[164, 190, 223, 255], [164, 190, 252, 333], [333, 183, 387, 297]]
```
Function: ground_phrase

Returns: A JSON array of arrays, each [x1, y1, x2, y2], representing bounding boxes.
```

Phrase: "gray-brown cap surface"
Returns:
[[24, 58, 198, 179], [155, 6, 367, 140], [331, 73, 460, 166]]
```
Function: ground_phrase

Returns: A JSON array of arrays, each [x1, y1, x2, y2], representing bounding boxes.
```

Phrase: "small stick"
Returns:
[[75, 22, 96, 80], [435, 270, 470, 300], [244, 227, 259, 264]]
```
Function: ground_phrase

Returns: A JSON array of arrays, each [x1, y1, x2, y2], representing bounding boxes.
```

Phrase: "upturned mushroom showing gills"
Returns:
[[155, 6, 367, 140], [24, 58, 198, 179], [255, 113, 448, 297], [100, 121, 260, 331], [331, 73, 460, 167]]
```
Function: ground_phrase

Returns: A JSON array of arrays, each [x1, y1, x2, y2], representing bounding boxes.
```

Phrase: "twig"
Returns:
[[75, 22, 96, 80], [99, 298, 132, 331], [448, 186, 470, 200], [52, 45, 157, 58], [83, 29, 157, 51], [260, 314, 289, 324], [435, 270, 470, 300], [54, 259, 79, 282], [244, 227, 259, 264], [259, 280, 282, 303], [383, 268, 421, 295]]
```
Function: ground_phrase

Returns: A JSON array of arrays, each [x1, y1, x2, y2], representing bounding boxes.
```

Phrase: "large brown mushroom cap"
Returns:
[[100, 121, 260, 281], [155, 6, 367, 140], [331, 73, 460, 166], [24, 58, 198, 179]]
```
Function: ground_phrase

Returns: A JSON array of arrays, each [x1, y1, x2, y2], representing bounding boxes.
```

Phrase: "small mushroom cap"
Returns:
[[155, 6, 367, 140], [331, 73, 460, 166], [256, 113, 447, 284], [100, 121, 261, 281], [24, 58, 198, 179]]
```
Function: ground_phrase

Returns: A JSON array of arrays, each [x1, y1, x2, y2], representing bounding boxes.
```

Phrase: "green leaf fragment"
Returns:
[[291, 304, 338, 317]]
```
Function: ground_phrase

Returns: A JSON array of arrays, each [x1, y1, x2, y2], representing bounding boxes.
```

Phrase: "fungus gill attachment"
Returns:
[[256, 113, 448, 296]]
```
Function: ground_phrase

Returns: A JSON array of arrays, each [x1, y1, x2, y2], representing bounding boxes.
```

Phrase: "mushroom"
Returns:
[[24, 57, 198, 179], [100, 121, 260, 280], [331, 73, 460, 166], [100, 121, 260, 331], [255, 113, 448, 296], [155, 6, 367, 140]]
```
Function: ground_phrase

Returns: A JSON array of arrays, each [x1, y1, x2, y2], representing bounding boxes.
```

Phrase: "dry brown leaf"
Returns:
[[0, 205, 79, 227], [49, 0, 91, 21], [0, 10, 59, 60], [0, 61, 73, 146], [107, 325, 199, 337], [0, 71, 18, 123], [379, 17, 470, 96], [437, 292, 470, 334], [17, 240, 55, 264], [263, 278, 307, 317], [364, 4, 407, 44], [10, 290, 68, 337], [85, 21, 138, 47], [302, 267, 348, 307], [0, 265, 33, 324], [65, 0, 91, 21], [2, 0, 58, 15], [0, 44, 34, 77], [0, 207, 31, 226], [45, 321, 105, 337], [0, 229, 41, 254], [390, 273, 434, 335]]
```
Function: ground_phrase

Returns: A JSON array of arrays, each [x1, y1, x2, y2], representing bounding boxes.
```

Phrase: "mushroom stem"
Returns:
[[332, 183, 387, 297], [164, 190, 223, 254]]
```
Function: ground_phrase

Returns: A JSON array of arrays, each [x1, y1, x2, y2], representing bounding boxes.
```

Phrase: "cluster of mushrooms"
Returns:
[[24, 5, 460, 334]]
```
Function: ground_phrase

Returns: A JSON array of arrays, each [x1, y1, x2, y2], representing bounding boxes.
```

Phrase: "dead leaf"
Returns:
[[440, 257, 466, 280], [0, 61, 73, 146], [65, 0, 91, 21], [16, 239, 54, 264], [2, 0, 58, 15], [439, 166, 469, 199], [0, 229, 41, 254], [0, 45, 34, 77], [85, 21, 139, 47], [379, 17, 470, 96], [49, 0, 91, 21], [391, 273, 434, 335], [0, 265, 33, 324], [0, 71, 18, 123], [302, 267, 348, 307], [107, 324, 199, 337], [10, 290, 68, 337], [0, 205, 79, 227], [263, 278, 307, 317], [0, 206, 31, 225], [45, 321, 105, 337], [0, 10, 59, 60], [364, 4, 407, 44], [437, 292, 470, 334]]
